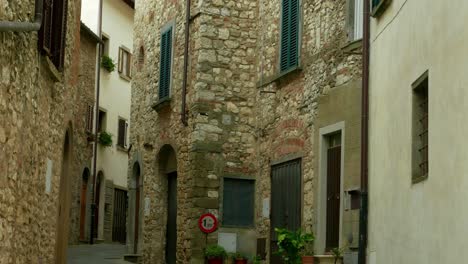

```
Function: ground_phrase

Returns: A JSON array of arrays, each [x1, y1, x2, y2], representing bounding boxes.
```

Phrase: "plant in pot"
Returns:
[[101, 55, 116, 72], [275, 228, 314, 264], [98, 131, 113, 147], [331, 247, 343, 264], [232, 253, 248, 264], [205, 244, 227, 264], [301, 243, 315, 264]]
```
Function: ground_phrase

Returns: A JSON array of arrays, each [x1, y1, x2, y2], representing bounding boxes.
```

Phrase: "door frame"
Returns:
[[316, 121, 345, 254]]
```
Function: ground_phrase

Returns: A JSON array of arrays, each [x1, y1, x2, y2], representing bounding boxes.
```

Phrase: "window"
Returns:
[[412, 72, 429, 183], [371, 0, 391, 17], [39, 0, 68, 71], [102, 34, 110, 56], [348, 0, 363, 41], [97, 110, 106, 132], [118, 47, 132, 79], [280, 0, 300, 73], [86, 104, 94, 133], [159, 26, 173, 101], [117, 118, 128, 148], [222, 178, 254, 227]]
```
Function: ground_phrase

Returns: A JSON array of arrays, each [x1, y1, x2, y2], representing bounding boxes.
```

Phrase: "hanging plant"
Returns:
[[101, 55, 116, 72], [98, 131, 113, 147]]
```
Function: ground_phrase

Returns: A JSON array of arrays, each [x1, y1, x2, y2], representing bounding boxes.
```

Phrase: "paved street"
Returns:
[[67, 244, 131, 264]]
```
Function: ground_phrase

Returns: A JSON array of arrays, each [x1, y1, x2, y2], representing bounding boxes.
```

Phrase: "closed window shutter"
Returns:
[[159, 27, 172, 100], [280, 0, 300, 73], [39, 0, 54, 55], [117, 119, 126, 147], [222, 178, 254, 227], [55, 0, 68, 70]]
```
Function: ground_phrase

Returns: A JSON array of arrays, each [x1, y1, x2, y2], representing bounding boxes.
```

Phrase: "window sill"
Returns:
[[117, 145, 129, 153], [412, 174, 428, 184], [119, 73, 132, 82], [256, 66, 302, 88], [371, 0, 392, 18], [342, 39, 363, 54], [151, 97, 171, 112], [41, 56, 63, 83]]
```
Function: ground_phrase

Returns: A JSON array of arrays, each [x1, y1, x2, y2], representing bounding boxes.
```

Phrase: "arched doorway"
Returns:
[[55, 130, 72, 263], [132, 162, 141, 254], [158, 145, 177, 264], [80, 168, 90, 240]]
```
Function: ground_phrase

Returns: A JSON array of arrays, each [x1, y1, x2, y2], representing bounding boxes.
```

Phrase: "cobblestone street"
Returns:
[[67, 244, 130, 264]]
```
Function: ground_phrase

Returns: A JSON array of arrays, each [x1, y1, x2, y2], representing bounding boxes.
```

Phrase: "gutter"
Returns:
[[0, 0, 43, 32], [90, 0, 104, 245], [358, 0, 370, 263], [181, 0, 191, 126]]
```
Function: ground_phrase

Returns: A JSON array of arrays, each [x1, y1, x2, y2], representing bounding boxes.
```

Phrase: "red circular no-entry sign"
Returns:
[[198, 213, 218, 233]]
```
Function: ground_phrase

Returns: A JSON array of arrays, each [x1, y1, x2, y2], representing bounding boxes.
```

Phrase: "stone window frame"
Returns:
[[411, 70, 429, 184], [219, 176, 256, 228], [278, 0, 303, 75]]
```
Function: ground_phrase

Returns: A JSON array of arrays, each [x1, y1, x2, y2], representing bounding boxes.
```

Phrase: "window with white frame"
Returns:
[[118, 47, 132, 79], [348, 0, 363, 41]]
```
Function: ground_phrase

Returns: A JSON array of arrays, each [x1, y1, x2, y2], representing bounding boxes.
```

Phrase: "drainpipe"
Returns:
[[0, 0, 43, 32], [90, 0, 104, 245], [358, 0, 370, 263], [181, 0, 191, 126]]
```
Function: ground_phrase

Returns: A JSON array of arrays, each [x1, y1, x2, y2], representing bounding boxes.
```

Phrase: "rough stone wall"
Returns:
[[0, 0, 87, 262], [68, 28, 98, 245], [254, 0, 362, 258], [130, 0, 257, 262]]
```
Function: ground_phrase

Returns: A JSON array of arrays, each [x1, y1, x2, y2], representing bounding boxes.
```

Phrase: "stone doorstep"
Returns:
[[123, 254, 142, 263], [314, 255, 342, 264]]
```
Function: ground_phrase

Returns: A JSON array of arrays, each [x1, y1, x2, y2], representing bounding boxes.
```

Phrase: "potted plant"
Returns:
[[232, 253, 248, 264], [275, 228, 314, 264], [101, 55, 116, 72], [98, 131, 113, 147], [205, 244, 227, 264], [331, 247, 343, 264], [301, 244, 314, 264]]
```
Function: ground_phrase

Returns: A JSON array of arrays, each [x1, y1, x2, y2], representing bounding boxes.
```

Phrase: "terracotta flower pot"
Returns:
[[234, 259, 247, 264], [302, 256, 314, 264], [207, 257, 223, 264]]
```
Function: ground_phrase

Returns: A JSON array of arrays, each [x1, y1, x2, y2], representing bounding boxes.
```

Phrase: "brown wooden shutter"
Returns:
[[117, 119, 126, 147], [56, 0, 68, 70], [38, 0, 54, 55], [118, 48, 123, 73], [86, 105, 94, 132]]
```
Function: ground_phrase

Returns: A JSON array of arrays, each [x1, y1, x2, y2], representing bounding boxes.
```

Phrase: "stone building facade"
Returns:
[[0, 0, 93, 262], [129, 0, 362, 263]]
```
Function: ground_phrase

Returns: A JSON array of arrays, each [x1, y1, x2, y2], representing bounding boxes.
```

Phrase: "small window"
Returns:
[[102, 34, 110, 56], [371, 0, 391, 17], [118, 47, 132, 79], [412, 72, 429, 183], [222, 178, 254, 227], [159, 25, 173, 101], [98, 110, 106, 132], [38, 0, 68, 71], [347, 0, 363, 41], [117, 118, 128, 148], [280, 0, 300, 73], [86, 104, 94, 133]]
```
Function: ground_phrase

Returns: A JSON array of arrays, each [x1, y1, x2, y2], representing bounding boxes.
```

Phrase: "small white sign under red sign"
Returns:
[[198, 213, 218, 233]]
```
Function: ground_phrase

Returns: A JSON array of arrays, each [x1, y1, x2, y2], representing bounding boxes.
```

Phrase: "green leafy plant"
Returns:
[[252, 255, 262, 264], [331, 247, 343, 264], [204, 244, 227, 259], [233, 252, 248, 260], [275, 228, 314, 264], [98, 131, 112, 147], [101, 55, 116, 72]]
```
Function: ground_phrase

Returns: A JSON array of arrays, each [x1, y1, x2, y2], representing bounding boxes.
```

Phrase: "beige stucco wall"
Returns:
[[368, 0, 468, 263], [95, 0, 134, 241]]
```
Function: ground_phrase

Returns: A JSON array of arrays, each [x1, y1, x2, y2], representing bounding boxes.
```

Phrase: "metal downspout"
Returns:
[[90, 0, 104, 245], [0, 0, 43, 32], [358, 0, 370, 263], [181, 0, 191, 126]]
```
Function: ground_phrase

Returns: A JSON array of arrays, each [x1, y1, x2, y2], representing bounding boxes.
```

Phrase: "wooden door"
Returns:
[[112, 189, 128, 243], [166, 172, 177, 264], [134, 169, 140, 254], [93, 175, 102, 239], [326, 146, 341, 250], [270, 159, 301, 264], [79, 173, 89, 240]]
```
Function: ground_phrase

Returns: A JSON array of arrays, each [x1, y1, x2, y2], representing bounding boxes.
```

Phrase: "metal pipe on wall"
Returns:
[[358, 0, 370, 262], [181, 0, 191, 126], [0, 0, 43, 32], [90, 0, 104, 245]]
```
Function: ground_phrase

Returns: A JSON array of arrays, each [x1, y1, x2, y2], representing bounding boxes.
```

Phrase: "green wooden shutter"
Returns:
[[372, 0, 381, 9], [222, 178, 254, 227], [280, 0, 299, 73], [159, 27, 173, 100]]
